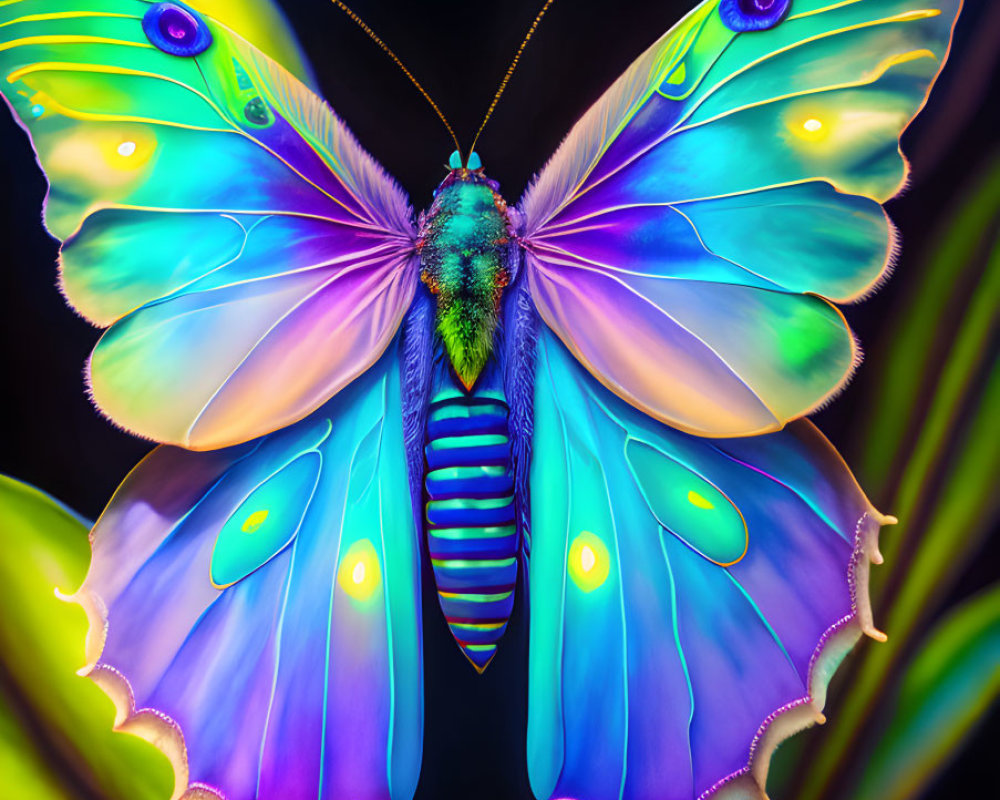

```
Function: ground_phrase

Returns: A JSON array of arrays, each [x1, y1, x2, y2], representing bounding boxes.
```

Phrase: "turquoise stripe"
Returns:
[[429, 525, 516, 540], [426, 465, 509, 481], [439, 589, 514, 602], [428, 495, 513, 512], [427, 433, 508, 451], [431, 557, 517, 569]]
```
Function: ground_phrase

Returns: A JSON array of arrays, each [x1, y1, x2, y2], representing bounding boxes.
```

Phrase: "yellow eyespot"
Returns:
[[568, 531, 611, 593], [47, 123, 157, 188], [241, 509, 269, 533], [665, 61, 686, 86], [787, 110, 832, 144], [687, 490, 714, 510], [337, 539, 381, 602]]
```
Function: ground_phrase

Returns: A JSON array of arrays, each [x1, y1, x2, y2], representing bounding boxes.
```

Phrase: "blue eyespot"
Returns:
[[466, 151, 483, 170], [719, 0, 791, 32], [243, 96, 272, 126], [142, 2, 213, 57], [448, 150, 463, 170]]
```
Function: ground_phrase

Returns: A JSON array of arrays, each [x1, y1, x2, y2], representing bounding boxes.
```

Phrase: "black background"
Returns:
[[0, 1, 997, 798]]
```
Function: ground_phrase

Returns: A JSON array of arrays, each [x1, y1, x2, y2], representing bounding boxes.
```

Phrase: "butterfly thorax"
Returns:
[[418, 169, 513, 390]]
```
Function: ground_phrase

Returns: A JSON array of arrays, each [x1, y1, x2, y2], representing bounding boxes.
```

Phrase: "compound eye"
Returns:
[[719, 0, 791, 32]]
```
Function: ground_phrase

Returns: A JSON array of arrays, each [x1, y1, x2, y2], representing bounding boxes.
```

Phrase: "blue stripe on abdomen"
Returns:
[[425, 391, 517, 672]]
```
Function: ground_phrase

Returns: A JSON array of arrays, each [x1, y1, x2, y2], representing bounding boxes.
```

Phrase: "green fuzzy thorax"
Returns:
[[419, 174, 511, 389]]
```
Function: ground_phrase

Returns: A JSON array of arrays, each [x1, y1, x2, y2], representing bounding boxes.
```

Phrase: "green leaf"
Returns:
[[0, 475, 173, 800], [0, 692, 75, 800], [854, 583, 1000, 800], [852, 153, 1000, 497]]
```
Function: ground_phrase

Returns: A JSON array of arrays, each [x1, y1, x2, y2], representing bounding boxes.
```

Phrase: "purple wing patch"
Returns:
[[75, 342, 423, 800]]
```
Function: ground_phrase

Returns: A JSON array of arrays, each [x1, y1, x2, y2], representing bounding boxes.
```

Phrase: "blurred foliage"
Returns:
[[854, 583, 1000, 800], [769, 153, 1000, 800], [0, 475, 174, 800]]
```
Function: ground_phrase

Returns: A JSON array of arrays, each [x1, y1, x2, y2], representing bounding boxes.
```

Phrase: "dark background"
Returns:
[[0, 1, 997, 798]]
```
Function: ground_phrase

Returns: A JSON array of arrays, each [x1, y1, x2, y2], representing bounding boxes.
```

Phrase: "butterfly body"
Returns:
[[410, 185, 528, 669], [418, 168, 515, 389]]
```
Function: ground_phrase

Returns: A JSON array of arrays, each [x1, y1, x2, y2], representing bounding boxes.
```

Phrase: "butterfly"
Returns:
[[0, 0, 963, 798]]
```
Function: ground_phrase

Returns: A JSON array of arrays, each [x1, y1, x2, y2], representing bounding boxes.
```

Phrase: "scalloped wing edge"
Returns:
[[704, 504, 895, 800], [72, 586, 210, 800], [68, 440, 215, 800]]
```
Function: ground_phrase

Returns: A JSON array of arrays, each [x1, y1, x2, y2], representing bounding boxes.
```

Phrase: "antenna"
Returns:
[[330, 0, 463, 159], [469, 0, 556, 157]]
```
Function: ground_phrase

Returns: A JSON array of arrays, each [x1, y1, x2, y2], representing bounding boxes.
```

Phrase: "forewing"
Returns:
[[0, 0, 417, 449], [519, 0, 961, 437], [74, 339, 423, 800], [527, 327, 889, 800]]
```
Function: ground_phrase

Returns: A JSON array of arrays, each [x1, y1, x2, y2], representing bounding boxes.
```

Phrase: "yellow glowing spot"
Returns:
[[666, 61, 686, 86], [569, 531, 611, 593], [787, 109, 833, 144], [46, 122, 157, 187], [687, 490, 714, 510], [241, 509, 268, 534], [337, 538, 381, 602]]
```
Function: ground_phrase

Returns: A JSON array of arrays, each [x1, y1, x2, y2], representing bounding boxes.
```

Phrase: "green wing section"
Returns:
[[0, 0, 418, 449], [519, 0, 962, 438]]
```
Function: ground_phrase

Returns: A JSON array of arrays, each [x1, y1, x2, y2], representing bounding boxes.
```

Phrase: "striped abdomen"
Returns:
[[424, 389, 517, 672]]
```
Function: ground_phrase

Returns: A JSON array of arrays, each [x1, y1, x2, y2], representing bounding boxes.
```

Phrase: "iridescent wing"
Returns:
[[75, 338, 423, 800], [527, 327, 890, 800], [518, 0, 961, 437], [0, 0, 417, 449]]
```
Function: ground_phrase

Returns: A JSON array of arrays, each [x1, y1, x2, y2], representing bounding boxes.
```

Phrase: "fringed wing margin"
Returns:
[[526, 328, 892, 800]]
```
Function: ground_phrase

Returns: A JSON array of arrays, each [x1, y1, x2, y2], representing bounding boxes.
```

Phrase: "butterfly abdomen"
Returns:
[[424, 383, 517, 673]]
